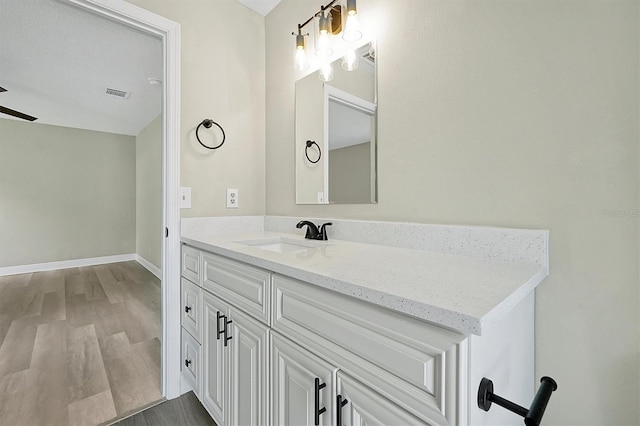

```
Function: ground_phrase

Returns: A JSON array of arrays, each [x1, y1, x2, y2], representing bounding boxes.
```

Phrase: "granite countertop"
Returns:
[[181, 231, 547, 336]]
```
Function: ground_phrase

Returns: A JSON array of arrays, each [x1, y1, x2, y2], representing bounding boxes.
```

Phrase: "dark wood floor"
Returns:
[[0, 261, 162, 426], [111, 391, 215, 426]]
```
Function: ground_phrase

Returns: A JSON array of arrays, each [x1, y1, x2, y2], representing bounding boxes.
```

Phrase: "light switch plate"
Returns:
[[226, 188, 238, 208], [180, 187, 192, 209]]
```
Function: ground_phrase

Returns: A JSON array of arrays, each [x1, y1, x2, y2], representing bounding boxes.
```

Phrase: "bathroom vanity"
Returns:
[[179, 217, 548, 425]]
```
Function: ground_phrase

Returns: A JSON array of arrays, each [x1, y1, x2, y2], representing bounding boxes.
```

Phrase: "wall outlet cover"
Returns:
[[180, 187, 192, 209], [226, 188, 238, 208]]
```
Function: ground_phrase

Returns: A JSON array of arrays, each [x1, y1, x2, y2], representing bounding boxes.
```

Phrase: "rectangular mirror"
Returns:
[[295, 41, 377, 204]]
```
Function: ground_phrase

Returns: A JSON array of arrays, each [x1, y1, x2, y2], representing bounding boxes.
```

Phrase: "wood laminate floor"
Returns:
[[111, 391, 215, 426], [0, 261, 162, 426]]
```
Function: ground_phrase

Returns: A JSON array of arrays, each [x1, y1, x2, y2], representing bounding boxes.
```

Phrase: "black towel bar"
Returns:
[[478, 376, 557, 426]]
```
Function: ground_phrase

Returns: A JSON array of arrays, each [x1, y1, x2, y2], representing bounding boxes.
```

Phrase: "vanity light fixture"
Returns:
[[342, 48, 358, 71], [316, 11, 333, 57], [292, 0, 365, 79], [319, 62, 334, 81], [342, 0, 362, 42], [293, 26, 310, 71]]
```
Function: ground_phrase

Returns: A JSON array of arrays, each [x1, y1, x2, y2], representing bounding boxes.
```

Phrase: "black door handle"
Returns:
[[224, 317, 233, 347], [216, 311, 225, 340], [314, 378, 327, 425], [336, 394, 348, 426], [185, 305, 192, 313], [185, 359, 192, 368]]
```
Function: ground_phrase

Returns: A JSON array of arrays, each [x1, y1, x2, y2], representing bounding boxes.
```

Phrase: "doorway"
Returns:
[[60, 0, 182, 401], [0, 0, 181, 423]]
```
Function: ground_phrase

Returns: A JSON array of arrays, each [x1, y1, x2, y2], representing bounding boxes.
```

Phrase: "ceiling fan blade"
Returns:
[[0, 87, 7, 93], [0, 105, 37, 121]]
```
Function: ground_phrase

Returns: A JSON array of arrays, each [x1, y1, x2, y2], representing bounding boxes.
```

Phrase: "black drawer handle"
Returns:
[[185, 359, 192, 368], [185, 305, 192, 313], [336, 394, 348, 426], [224, 318, 233, 347], [314, 378, 327, 425], [216, 311, 225, 340]]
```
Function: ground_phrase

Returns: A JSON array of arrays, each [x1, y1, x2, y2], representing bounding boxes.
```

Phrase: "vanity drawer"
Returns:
[[182, 245, 201, 284], [272, 274, 464, 406], [202, 252, 271, 325], [182, 327, 201, 397], [181, 278, 202, 342]]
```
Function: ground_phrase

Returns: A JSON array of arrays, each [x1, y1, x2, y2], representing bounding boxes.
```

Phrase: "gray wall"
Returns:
[[0, 118, 136, 267], [329, 143, 371, 204], [136, 115, 162, 269], [128, 0, 266, 218], [265, 0, 639, 424]]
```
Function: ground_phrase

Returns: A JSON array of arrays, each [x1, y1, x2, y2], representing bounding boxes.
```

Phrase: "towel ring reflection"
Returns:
[[305, 140, 321, 164], [196, 119, 226, 150]]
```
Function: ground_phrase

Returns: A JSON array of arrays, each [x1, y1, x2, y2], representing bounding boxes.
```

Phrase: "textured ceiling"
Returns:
[[0, 0, 162, 136]]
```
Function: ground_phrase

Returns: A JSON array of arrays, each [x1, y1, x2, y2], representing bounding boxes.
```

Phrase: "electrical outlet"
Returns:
[[226, 188, 238, 208], [180, 187, 192, 209]]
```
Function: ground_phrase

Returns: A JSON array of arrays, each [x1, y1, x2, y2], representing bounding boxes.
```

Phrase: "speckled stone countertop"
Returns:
[[182, 231, 547, 336]]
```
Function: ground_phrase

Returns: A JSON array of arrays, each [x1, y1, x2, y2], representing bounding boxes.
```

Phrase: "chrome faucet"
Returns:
[[296, 220, 333, 241]]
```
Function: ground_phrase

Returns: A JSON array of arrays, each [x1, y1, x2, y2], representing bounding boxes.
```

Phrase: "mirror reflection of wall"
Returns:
[[328, 88, 376, 204], [295, 41, 377, 205]]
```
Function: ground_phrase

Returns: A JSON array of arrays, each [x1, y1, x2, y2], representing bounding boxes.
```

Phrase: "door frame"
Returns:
[[62, 0, 182, 399]]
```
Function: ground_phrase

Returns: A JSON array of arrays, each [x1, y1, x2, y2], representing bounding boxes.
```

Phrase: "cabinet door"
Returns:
[[272, 334, 335, 426], [227, 306, 269, 426], [202, 292, 228, 426], [336, 372, 428, 426], [181, 278, 202, 342], [182, 327, 201, 397]]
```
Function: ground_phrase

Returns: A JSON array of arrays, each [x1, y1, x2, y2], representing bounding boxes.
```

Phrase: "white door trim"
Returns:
[[61, 0, 182, 399]]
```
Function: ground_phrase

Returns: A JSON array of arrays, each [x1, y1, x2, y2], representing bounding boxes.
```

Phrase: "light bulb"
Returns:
[[294, 33, 309, 70], [342, 49, 358, 71], [316, 13, 333, 57], [319, 63, 334, 81], [343, 13, 362, 42], [294, 48, 308, 71]]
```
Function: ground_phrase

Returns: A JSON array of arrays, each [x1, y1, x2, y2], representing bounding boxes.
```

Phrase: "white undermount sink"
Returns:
[[235, 236, 324, 253]]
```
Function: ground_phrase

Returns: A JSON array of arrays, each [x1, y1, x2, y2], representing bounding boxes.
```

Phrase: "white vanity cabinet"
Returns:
[[271, 274, 465, 425], [181, 243, 536, 426], [180, 277, 202, 397], [185, 248, 270, 426]]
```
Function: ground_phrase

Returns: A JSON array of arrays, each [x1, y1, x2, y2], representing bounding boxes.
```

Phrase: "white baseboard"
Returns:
[[136, 255, 162, 279], [0, 253, 137, 277]]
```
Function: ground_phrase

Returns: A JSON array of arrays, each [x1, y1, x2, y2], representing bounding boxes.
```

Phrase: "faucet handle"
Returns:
[[296, 220, 319, 239], [318, 222, 333, 241]]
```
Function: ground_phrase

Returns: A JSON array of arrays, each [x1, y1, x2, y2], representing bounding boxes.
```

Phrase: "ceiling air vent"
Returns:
[[105, 87, 130, 99]]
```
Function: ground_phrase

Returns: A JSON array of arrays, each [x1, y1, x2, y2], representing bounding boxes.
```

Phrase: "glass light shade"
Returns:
[[342, 13, 362, 42], [315, 31, 333, 57], [294, 46, 309, 71], [342, 49, 359, 71], [294, 33, 309, 70], [319, 63, 334, 81]]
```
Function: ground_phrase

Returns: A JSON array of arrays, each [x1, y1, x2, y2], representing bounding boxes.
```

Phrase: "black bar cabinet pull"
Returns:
[[314, 378, 327, 425], [478, 376, 558, 426], [336, 394, 348, 426], [185, 305, 192, 313], [224, 317, 233, 346], [184, 359, 191, 368], [216, 312, 225, 340]]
